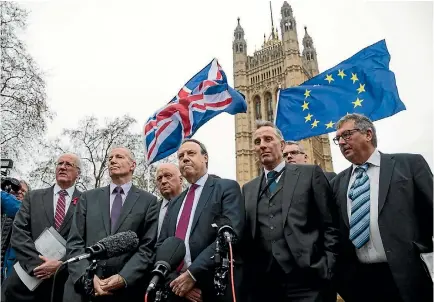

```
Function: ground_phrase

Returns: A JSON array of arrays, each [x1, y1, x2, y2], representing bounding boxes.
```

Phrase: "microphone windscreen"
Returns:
[[99, 231, 139, 258], [213, 215, 232, 228], [156, 237, 186, 269]]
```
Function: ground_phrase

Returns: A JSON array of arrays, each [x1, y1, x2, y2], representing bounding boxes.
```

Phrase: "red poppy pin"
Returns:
[[72, 197, 79, 205]]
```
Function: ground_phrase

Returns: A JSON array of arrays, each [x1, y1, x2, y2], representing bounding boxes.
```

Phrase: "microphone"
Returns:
[[63, 231, 139, 264], [146, 237, 186, 293], [213, 215, 237, 243]]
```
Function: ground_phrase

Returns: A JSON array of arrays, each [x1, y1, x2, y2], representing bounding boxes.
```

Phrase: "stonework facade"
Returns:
[[233, 1, 334, 186]]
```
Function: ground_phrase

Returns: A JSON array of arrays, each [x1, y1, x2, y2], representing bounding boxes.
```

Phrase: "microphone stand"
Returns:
[[213, 235, 230, 296], [84, 259, 98, 298], [154, 284, 169, 302]]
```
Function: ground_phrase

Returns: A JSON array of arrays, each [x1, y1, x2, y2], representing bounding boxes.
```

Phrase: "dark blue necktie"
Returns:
[[111, 186, 124, 232], [267, 171, 278, 194]]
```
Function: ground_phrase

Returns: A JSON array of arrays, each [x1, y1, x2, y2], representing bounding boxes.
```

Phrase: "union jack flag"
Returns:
[[144, 58, 247, 164]]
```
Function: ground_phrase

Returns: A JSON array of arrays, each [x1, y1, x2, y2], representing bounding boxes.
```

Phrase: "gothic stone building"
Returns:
[[233, 1, 334, 186]]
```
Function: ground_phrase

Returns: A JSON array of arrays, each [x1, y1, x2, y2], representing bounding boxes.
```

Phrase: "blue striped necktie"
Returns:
[[349, 163, 370, 249], [267, 171, 278, 194]]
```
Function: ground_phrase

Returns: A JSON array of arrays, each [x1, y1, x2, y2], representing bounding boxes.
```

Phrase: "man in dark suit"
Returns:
[[283, 140, 337, 182], [2, 153, 82, 302], [158, 139, 244, 302], [155, 163, 183, 238], [64, 147, 159, 302], [243, 120, 340, 302], [330, 114, 433, 302]]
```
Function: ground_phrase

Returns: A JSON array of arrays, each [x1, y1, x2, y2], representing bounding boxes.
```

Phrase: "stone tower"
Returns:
[[233, 1, 334, 186]]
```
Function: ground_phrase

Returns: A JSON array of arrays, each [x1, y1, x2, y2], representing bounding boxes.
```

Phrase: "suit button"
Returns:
[[296, 252, 302, 258], [269, 214, 274, 218], [386, 250, 391, 253], [269, 203, 274, 207], [270, 226, 274, 230]]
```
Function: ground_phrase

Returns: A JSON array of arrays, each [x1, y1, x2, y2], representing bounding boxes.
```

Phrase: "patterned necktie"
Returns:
[[111, 186, 124, 233], [349, 163, 370, 249], [54, 190, 68, 230], [175, 184, 199, 271], [267, 171, 278, 194]]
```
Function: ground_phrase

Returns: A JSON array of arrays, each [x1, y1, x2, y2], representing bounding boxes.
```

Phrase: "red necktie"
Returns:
[[54, 190, 67, 230], [175, 184, 199, 271]]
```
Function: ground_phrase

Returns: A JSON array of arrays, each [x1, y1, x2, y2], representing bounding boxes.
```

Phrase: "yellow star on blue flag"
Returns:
[[275, 39, 405, 141]]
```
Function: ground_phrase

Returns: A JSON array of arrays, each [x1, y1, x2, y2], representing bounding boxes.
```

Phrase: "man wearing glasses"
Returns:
[[330, 114, 433, 302], [2, 154, 82, 302], [283, 141, 337, 181]]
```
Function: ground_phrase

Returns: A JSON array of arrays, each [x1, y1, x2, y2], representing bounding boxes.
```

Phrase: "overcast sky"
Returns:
[[19, 0, 433, 180]]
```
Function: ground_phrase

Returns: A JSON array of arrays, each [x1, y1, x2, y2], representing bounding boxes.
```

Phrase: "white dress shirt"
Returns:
[[176, 173, 209, 271], [263, 160, 286, 184], [158, 199, 170, 237], [53, 183, 75, 216], [109, 181, 132, 215], [347, 149, 387, 263]]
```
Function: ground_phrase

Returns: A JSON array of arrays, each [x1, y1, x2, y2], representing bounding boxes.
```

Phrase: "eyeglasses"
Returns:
[[283, 150, 305, 157], [333, 128, 361, 145], [56, 161, 78, 169]]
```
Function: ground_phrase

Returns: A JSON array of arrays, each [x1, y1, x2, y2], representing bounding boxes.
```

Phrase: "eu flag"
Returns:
[[275, 39, 405, 141]]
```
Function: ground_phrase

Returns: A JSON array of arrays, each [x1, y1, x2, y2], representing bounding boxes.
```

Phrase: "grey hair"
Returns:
[[181, 138, 209, 168], [336, 113, 377, 147], [285, 140, 305, 153], [110, 146, 136, 162], [255, 120, 284, 140], [19, 179, 31, 192]]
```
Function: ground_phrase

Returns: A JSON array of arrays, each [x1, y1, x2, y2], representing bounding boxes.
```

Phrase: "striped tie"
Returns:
[[54, 190, 68, 230], [349, 163, 370, 249]]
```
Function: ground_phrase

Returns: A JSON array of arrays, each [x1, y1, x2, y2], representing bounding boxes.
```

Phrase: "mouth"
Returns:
[[58, 172, 68, 177], [288, 160, 296, 164]]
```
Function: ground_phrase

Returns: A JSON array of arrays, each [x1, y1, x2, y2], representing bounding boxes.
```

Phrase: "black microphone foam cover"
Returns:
[[98, 231, 139, 258], [156, 237, 186, 269], [213, 215, 232, 228]]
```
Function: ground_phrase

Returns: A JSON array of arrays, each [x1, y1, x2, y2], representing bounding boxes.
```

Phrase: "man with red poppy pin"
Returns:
[[2, 153, 82, 302]]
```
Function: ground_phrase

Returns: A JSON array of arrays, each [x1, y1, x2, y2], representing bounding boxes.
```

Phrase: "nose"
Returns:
[[338, 136, 346, 146]]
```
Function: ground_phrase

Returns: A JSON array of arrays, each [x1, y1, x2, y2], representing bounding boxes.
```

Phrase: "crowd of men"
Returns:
[[0, 113, 432, 302]]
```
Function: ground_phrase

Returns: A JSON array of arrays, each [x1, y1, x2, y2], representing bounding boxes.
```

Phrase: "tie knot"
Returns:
[[267, 171, 277, 181], [59, 190, 68, 197], [189, 183, 199, 192], [356, 163, 369, 172], [113, 186, 124, 194]]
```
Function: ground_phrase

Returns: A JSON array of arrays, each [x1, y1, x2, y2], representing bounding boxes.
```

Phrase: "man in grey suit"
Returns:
[[64, 147, 159, 302], [283, 140, 337, 182], [243, 120, 340, 302], [155, 163, 183, 238], [158, 139, 244, 302], [2, 153, 82, 302], [330, 114, 433, 302]]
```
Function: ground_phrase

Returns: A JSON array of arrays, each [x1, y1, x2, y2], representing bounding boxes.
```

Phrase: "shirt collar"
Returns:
[[263, 160, 286, 176], [54, 183, 75, 197], [190, 173, 209, 188], [351, 148, 381, 175], [109, 181, 133, 195]]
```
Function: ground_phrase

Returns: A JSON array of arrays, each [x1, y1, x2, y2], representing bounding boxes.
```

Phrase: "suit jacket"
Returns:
[[2, 185, 81, 302], [243, 163, 340, 281], [330, 153, 433, 302], [157, 175, 245, 300], [64, 184, 159, 302], [324, 171, 337, 182]]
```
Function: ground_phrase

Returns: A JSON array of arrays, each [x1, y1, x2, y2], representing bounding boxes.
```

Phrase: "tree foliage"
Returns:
[[0, 2, 52, 161]]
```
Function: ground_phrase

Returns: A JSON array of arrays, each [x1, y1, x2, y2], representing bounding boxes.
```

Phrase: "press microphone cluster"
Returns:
[[146, 236, 186, 294], [63, 230, 139, 265], [213, 215, 237, 244]]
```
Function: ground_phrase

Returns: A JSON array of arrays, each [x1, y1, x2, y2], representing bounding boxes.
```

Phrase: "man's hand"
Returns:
[[100, 274, 126, 293], [93, 275, 112, 297], [170, 271, 196, 297], [185, 288, 202, 302], [33, 255, 62, 279]]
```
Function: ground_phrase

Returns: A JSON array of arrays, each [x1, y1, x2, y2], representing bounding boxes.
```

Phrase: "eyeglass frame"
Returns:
[[56, 161, 79, 170], [283, 150, 305, 158], [333, 128, 361, 145]]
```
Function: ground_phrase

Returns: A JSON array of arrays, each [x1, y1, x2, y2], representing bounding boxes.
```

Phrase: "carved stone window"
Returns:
[[265, 92, 273, 121], [254, 96, 262, 120]]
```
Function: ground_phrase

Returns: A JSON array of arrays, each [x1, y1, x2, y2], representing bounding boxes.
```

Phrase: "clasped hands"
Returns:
[[33, 255, 62, 279], [170, 271, 202, 302], [93, 274, 126, 296]]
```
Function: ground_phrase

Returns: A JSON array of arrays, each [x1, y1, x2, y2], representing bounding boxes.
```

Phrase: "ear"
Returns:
[[131, 161, 137, 171], [280, 140, 285, 152], [204, 153, 209, 165], [366, 128, 373, 142]]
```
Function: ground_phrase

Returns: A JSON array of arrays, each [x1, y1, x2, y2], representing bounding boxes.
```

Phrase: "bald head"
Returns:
[[156, 163, 183, 200]]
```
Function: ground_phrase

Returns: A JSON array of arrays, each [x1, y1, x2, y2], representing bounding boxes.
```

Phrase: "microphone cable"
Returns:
[[228, 242, 236, 302], [50, 264, 63, 302], [144, 292, 149, 302]]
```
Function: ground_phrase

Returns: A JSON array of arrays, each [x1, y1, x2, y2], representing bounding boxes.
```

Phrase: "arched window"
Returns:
[[254, 96, 262, 120], [265, 92, 273, 121], [239, 45, 243, 52]]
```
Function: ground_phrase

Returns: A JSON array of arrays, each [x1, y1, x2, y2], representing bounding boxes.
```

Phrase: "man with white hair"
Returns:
[[2, 153, 82, 302]]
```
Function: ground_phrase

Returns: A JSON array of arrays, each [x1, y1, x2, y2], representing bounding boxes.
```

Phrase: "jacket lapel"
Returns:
[[247, 175, 262, 238], [112, 185, 140, 234], [190, 177, 215, 234], [378, 153, 394, 215], [59, 188, 81, 233], [42, 186, 55, 226], [340, 167, 353, 228], [100, 186, 111, 236], [281, 164, 300, 227]]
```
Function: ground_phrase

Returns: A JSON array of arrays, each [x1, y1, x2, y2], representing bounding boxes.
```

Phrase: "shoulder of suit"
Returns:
[[213, 177, 239, 188], [28, 186, 52, 198], [132, 185, 158, 200]]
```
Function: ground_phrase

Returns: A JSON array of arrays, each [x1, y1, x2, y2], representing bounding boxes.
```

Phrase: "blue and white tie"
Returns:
[[349, 163, 370, 249]]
